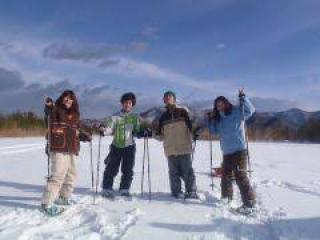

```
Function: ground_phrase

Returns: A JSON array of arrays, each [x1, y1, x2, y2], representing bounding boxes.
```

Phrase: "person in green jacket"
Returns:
[[99, 92, 142, 198]]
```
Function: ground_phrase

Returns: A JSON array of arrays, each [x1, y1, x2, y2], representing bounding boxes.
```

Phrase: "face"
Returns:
[[63, 95, 73, 109], [122, 100, 133, 112], [163, 94, 175, 105], [216, 100, 226, 112]]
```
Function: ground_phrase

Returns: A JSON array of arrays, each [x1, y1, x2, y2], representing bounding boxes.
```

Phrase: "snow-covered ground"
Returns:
[[0, 137, 319, 240]]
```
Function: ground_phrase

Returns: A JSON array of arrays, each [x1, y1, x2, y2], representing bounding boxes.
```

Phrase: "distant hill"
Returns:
[[137, 106, 320, 143], [247, 108, 320, 142]]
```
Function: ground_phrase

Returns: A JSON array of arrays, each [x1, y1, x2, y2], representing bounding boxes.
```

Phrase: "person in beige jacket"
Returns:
[[156, 91, 198, 199]]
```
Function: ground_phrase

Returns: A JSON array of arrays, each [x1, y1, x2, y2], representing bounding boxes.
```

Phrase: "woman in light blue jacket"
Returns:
[[207, 89, 256, 210]]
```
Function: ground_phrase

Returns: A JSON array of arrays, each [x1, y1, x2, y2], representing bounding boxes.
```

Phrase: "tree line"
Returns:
[[0, 111, 319, 142], [0, 111, 46, 137]]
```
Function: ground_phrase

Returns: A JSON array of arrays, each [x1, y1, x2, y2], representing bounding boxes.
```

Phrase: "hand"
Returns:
[[98, 126, 105, 136], [144, 128, 153, 137], [207, 111, 216, 121], [238, 88, 246, 98], [44, 96, 54, 107], [79, 131, 92, 142], [193, 133, 200, 141]]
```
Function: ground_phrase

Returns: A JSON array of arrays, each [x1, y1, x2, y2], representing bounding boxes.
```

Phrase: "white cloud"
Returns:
[[39, 41, 230, 92], [216, 43, 226, 49], [43, 41, 148, 61], [141, 26, 160, 38]]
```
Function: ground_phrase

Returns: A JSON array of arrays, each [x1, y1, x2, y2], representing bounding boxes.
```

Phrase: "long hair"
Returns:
[[213, 96, 233, 122], [55, 90, 80, 117]]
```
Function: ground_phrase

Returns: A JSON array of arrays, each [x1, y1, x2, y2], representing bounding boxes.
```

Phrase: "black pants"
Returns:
[[102, 144, 136, 191], [167, 154, 197, 196], [221, 150, 256, 207]]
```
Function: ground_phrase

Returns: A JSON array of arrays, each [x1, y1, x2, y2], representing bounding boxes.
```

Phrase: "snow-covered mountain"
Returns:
[[138, 107, 320, 142], [80, 104, 320, 142], [185, 97, 299, 113]]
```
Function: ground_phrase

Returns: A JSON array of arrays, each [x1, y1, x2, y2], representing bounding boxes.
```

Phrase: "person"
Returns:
[[155, 91, 198, 199], [41, 90, 92, 216], [207, 89, 256, 210], [99, 92, 146, 198]]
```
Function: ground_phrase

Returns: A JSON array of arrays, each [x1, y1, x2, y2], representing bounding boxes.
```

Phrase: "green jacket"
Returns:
[[104, 110, 141, 148]]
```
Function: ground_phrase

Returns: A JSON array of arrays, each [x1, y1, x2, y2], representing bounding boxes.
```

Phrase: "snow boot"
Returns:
[[119, 189, 131, 197], [102, 189, 115, 199], [54, 197, 75, 206], [40, 204, 65, 217], [184, 192, 199, 200], [231, 204, 256, 216], [172, 192, 184, 199]]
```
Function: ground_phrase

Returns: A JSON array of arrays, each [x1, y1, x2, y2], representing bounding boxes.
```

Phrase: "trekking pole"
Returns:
[[95, 135, 102, 199], [140, 137, 146, 198], [47, 114, 51, 179], [207, 117, 215, 191], [89, 140, 95, 203], [146, 136, 152, 201], [240, 95, 253, 178], [209, 129, 214, 191], [44, 97, 53, 180]]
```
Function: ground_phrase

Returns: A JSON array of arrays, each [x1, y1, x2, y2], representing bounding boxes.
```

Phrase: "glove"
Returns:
[[45, 97, 54, 105], [98, 124, 106, 136], [207, 111, 216, 122], [136, 128, 152, 138], [193, 133, 200, 141], [144, 128, 153, 137], [238, 88, 246, 100], [79, 131, 92, 142]]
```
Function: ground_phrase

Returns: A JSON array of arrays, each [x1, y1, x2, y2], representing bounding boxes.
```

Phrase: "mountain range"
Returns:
[[138, 105, 320, 141], [81, 101, 320, 142]]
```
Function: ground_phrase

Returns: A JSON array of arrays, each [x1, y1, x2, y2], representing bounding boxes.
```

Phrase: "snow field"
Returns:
[[0, 137, 319, 239]]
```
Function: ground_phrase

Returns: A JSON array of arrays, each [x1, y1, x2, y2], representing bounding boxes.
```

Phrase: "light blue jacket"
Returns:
[[208, 96, 255, 155]]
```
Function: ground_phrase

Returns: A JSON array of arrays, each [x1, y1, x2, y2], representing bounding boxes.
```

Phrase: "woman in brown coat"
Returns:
[[41, 90, 90, 216]]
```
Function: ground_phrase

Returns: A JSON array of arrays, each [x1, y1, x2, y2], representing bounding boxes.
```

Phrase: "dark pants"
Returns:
[[167, 154, 197, 196], [102, 144, 136, 191], [221, 150, 256, 207]]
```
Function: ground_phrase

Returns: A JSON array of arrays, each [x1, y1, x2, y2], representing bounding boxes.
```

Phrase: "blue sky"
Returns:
[[0, 0, 319, 117]]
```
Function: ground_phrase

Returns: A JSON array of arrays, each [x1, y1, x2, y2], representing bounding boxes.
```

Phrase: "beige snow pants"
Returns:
[[42, 152, 77, 205]]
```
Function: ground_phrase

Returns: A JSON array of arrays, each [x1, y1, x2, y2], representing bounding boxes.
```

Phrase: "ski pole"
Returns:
[[47, 115, 51, 179], [44, 97, 53, 180], [207, 118, 214, 191], [140, 137, 146, 198], [240, 96, 253, 178], [95, 135, 102, 199], [146, 136, 152, 201], [89, 141, 95, 203], [209, 130, 214, 191]]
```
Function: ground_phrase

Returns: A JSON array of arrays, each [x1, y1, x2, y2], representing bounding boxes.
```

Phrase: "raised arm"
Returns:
[[239, 89, 255, 120]]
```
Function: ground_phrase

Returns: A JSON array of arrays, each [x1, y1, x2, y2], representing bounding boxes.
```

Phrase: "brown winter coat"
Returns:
[[49, 106, 80, 155]]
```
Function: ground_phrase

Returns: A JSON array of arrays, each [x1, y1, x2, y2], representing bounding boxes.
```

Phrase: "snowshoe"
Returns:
[[230, 205, 256, 216], [172, 192, 185, 199], [40, 204, 65, 217], [54, 197, 75, 206], [102, 189, 115, 199], [184, 192, 199, 200], [119, 189, 131, 197]]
